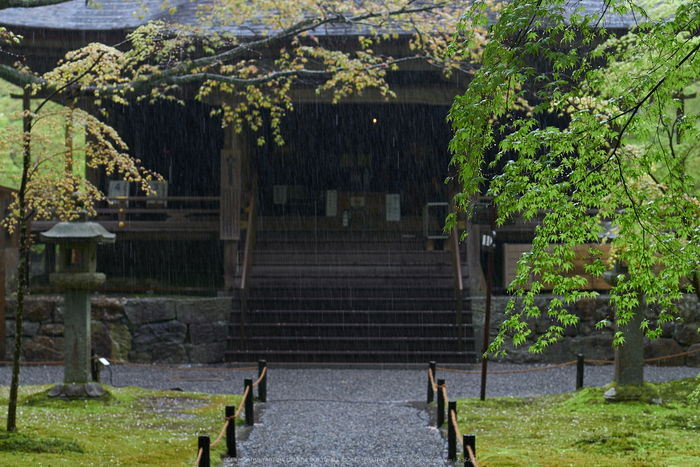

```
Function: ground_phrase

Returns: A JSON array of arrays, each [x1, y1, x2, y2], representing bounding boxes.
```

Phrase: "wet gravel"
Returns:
[[3, 362, 698, 466]]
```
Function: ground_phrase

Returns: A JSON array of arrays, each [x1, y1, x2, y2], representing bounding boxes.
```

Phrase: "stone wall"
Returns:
[[3, 295, 231, 364], [471, 294, 700, 367], [4, 294, 700, 365]]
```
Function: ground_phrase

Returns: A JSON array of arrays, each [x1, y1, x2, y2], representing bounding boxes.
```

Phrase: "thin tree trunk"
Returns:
[[7, 88, 32, 433], [692, 273, 700, 304]]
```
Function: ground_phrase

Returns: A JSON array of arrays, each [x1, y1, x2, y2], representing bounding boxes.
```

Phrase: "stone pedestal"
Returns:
[[63, 289, 92, 384]]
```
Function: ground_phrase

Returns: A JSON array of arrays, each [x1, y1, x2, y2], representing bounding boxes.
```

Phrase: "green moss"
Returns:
[[603, 381, 661, 404], [24, 388, 115, 407], [0, 431, 83, 454], [455, 378, 700, 467], [0, 384, 244, 466]]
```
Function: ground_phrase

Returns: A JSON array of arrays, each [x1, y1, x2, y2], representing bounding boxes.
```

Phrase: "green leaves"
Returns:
[[450, 0, 700, 356]]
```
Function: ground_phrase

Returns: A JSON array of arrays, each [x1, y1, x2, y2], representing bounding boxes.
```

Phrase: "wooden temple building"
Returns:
[[0, 0, 630, 363]]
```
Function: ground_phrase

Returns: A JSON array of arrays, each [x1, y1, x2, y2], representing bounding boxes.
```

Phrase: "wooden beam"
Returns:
[[289, 84, 466, 106]]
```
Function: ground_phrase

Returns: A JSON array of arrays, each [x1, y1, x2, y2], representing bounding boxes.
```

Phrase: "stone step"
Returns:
[[229, 336, 470, 352], [245, 276, 454, 288], [249, 264, 452, 277], [237, 286, 458, 300], [249, 250, 453, 265], [237, 298, 458, 311], [230, 309, 468, 324], [229, 322, 474, 339], [225, 349, 477, 364]]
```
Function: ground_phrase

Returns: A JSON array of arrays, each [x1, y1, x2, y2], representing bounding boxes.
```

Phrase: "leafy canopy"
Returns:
[[1, 0, 490, 146], [448, 0, 700, 355]]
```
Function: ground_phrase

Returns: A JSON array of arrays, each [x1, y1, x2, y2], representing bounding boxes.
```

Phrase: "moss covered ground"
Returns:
[[455, 378, 700, 466], [0, 384, 243, 466]]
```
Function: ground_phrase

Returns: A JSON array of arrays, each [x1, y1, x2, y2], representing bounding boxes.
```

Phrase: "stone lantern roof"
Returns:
[[40, 217, 116, 246]]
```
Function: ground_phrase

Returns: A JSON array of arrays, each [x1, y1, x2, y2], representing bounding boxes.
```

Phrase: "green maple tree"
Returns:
[[448, 0, 700, 360]]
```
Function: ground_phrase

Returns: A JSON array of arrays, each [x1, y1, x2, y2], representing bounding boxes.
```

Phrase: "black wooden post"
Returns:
[[198, 435, 210, 467], [464, 434, 476, 467], [427, 361, 436, 403], [91, 350, 99, 382], [244, 378, 254, 426], [576, 354, 584, 390], [436, 378, 445, 427], [258, 360, 267, 403], [225, 405, 236, 458], [448, 401, 457, 461]]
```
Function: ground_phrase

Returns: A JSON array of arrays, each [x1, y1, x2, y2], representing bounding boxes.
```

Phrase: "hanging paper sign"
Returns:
[[386, 194, 401, 221], [326, 190, 338, 217]]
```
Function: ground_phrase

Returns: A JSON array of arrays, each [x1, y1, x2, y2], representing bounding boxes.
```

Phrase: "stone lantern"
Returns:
[[41, 211, 115, 398]]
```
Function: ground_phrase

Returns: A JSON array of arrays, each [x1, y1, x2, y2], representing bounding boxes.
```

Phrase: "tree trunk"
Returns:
[[7, 89, 32, 433]]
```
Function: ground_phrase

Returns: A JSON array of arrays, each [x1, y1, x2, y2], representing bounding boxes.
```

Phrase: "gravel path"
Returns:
[[3, 363, 698, 466]]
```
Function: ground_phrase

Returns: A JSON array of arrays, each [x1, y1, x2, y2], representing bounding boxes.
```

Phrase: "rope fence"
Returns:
[[187, 360, 266, 467], [427, 361, 479, 467], [427, 347, 700, 466], [432, 344, 700, 377]]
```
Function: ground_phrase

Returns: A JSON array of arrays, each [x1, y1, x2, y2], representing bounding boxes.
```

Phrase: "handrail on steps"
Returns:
[[239, 176, 258, 352], [450, 206, 464, 352]]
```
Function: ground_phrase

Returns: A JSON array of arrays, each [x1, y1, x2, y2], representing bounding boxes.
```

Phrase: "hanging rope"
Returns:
[[429, 367, 437, 392], [450, 409, 462, 446], [437, 361, 577, 374], [253, 366, 266, 387], [193, 447, 204, 467], [466, 444, 479, 467]]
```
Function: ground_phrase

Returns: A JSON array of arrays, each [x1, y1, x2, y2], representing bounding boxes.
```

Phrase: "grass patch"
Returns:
[[0, 384, 244, 466], [455, 378, 700, 467], [0, 431, 83, 454]]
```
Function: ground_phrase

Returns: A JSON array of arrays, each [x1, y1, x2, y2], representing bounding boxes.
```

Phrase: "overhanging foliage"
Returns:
[[448, 0, 700, 355]]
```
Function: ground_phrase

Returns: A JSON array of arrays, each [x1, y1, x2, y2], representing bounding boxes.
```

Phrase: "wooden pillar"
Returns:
[[220, 128, 244, 291]]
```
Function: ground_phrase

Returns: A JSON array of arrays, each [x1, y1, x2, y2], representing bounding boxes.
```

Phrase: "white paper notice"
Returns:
[[326, 190, 338, 217], [386, 194, 401, 221]]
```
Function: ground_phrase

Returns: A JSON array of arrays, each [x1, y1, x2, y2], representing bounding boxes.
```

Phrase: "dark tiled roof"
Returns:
[[567, 0, 638, 29], [0, 0, 191, 31], [0, 0, 638, 34]]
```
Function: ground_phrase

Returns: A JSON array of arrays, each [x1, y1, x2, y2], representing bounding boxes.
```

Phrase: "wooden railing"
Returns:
[[97, 196, 220, 231], [238, 177, 258, 352]]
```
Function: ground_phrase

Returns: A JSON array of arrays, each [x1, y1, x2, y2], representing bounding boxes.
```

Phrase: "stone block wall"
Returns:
[[3, 296, 231, 364], [3, 294, 700, 365], [471, 294, 700, 366]]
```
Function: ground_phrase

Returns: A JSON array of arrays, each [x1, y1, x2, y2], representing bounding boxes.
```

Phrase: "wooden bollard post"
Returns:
[[244, 379, 254, 426], [91, 350, 99, 383], [198, 435, 210, 467], [464, 434, 476, 467], [448, 401, 457, 461], [427, 361, 436, 403], [225, 405, 236, 458], [436, 378, 445, 427], [576, 354, 584, 390], [258, 360, 267, 403]]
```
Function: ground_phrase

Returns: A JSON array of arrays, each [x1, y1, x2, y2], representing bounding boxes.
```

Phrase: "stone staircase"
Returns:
[[225, 233, 476, 363]]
